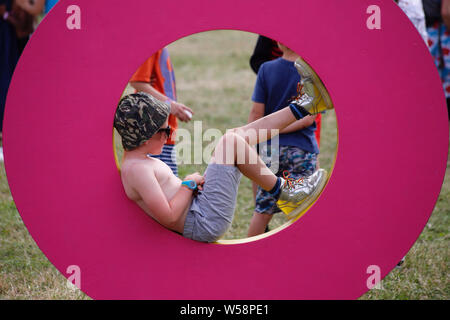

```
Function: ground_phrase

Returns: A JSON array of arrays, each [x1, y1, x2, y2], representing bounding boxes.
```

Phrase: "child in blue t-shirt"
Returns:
[[247, 43, 319, 237]]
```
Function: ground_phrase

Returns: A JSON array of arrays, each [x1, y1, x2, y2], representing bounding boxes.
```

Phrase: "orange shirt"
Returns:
[[130, 49, 177, 145]]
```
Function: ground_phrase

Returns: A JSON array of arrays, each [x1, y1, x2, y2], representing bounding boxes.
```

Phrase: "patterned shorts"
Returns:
[[255, 145, 317, 215]]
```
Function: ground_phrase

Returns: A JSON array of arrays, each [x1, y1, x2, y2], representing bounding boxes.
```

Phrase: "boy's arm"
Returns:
[[130, 81, 168, 102], [130, 81, 193, 122], [129, 164, 194, 230], [248, 102, 265, 123], [279, 115, 316, 134]]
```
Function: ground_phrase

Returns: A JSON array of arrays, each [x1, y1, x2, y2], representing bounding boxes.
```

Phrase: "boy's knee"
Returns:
[[227, 127, 257, 145], [221, 131, 246, 147], [227, 127, 252, 144], [214, 132, 239, 165]]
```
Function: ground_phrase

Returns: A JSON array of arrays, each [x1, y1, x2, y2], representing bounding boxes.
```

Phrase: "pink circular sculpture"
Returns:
[[3, 0, 448, 299]]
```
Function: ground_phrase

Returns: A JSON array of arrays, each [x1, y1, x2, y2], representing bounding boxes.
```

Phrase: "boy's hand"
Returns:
[[185, 172, 205, 190], [170, 101, 194, 122]]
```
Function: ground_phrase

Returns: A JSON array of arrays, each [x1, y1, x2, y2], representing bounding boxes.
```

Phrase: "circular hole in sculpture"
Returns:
[[112, 30, 338, 244]]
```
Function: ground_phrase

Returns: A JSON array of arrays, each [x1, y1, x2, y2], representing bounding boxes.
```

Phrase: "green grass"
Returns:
[[0, 164, 87, 299], [1, 30, 448, 299]]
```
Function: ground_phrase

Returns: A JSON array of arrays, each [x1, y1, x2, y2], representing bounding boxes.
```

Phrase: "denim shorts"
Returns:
[[255, 145, 317, 215], [183, 163, 242, 242]]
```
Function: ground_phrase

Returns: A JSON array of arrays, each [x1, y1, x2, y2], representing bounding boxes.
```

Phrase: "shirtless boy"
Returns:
[[114, 58, 331, 242]]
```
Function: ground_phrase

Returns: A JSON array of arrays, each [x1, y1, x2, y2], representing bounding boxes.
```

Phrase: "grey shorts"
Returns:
[[183, 163, 242, 242]]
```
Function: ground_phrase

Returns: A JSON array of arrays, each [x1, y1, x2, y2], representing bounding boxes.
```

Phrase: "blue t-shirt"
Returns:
[[252, 58, 319, 154]]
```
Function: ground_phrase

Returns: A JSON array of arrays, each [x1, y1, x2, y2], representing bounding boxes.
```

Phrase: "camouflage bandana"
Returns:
[[114, 92, 170, 151]]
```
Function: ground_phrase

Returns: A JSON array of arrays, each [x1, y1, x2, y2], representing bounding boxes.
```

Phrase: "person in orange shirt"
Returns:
[[130, 48, 193, 176]]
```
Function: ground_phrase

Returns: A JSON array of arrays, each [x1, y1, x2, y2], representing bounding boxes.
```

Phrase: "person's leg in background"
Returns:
[[427, 21, 450, 119], [438, 22, 450, 119]]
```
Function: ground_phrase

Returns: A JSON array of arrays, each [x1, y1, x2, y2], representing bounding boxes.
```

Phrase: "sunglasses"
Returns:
[[157, 126, 171, 138]]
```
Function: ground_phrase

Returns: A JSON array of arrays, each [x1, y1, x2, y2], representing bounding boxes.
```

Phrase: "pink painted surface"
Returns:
[[3, 0, 448, 299]]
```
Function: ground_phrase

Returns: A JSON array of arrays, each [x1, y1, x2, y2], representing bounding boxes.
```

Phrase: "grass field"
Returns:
[[0, 30, 448, 299]]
